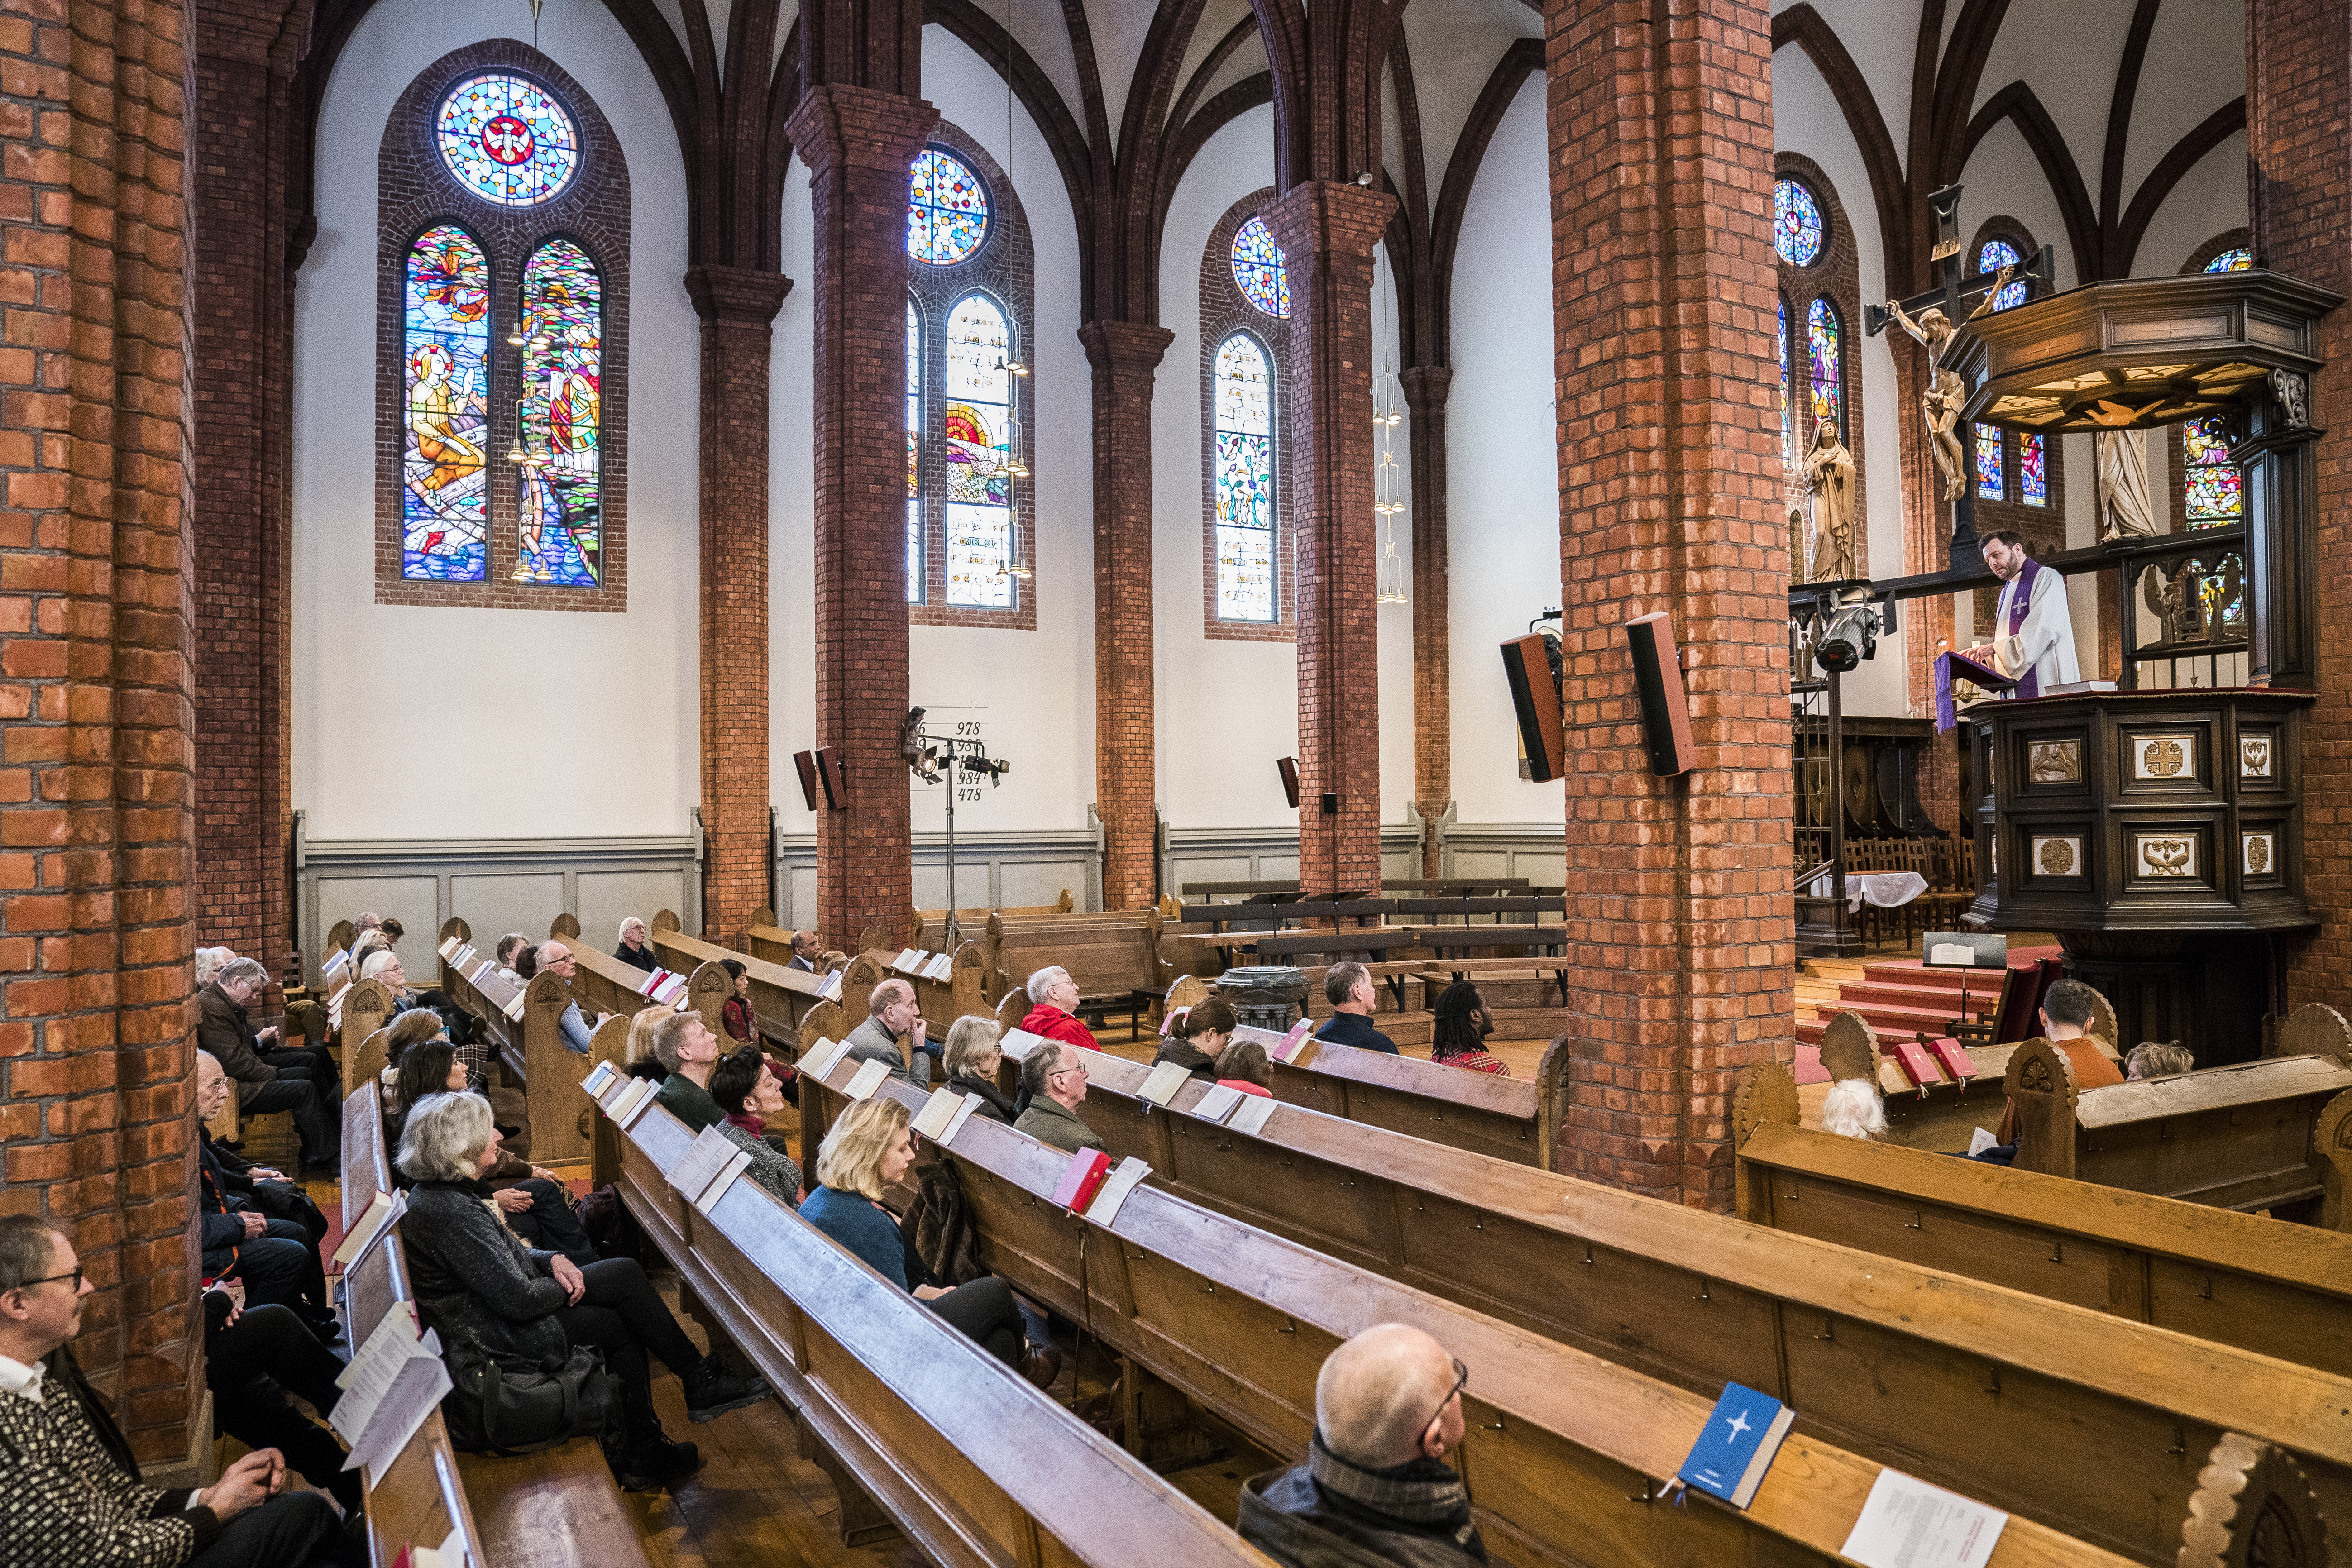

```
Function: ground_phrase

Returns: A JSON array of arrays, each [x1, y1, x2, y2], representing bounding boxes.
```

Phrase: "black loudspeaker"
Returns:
[[1625, 612, 1697, 777], [792, 751, 820, 812], [814, 746, 846, 808], [1277, 757, 1301, 810], [1500, 633, 1566, 783]]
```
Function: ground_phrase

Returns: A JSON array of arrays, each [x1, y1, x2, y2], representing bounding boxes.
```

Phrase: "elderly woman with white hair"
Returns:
[[396, 1090, 770, 1491], [1818, 1077, 1888, 1141], [1015, 964, 1100, 1054]]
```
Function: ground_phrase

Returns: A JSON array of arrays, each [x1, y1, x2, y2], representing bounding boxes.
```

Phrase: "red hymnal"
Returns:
[[1888, 1040, 1941, 1090], [1925, 1037, 1975, 1082], [1049, 1149, 1113, 1212]]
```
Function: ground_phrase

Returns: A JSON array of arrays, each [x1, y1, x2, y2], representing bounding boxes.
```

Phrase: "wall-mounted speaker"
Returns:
[[792, 751, 820, 812], [1277, 756, 1301, 810], [1625, 612, 1697, 777], [1500, 633, 1566, 783], [814, 746, 846, 808]]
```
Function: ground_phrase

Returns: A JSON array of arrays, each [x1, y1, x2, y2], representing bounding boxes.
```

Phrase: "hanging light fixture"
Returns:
[[1372, 251, 1409, 606]]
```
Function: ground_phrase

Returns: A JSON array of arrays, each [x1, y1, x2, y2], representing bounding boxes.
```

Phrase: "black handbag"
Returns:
[[440, 1334, 616, 1453]]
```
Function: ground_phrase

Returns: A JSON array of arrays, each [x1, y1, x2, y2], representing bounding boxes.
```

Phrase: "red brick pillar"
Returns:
[[2248, 0, 2352, 1009], [1080, 320, 1174, 913], [1265, 181, 1395, 897], [687, 265, 791, 946], [0, 0, 203, 1461], [1544, 0, 1792, 1209], [787, 84, 936, 951], [1401, 365, 1452, 876], [191, 1, 305, 979]]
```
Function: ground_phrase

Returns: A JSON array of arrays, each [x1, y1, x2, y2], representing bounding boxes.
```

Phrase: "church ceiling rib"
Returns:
[[2111, 97, 2246, 277], [2098, 0, 2163, 242], [1963, 81, 2099, 282], [1422, 36, 1541, 369]]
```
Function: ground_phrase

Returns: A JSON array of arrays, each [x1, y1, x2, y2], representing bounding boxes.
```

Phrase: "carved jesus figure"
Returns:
[[1801, 417, 1858, 582], [1887, 299, 1967, 500]]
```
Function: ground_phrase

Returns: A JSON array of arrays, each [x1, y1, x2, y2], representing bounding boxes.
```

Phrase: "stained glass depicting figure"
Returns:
[[1775, 179, 1824, 266], [1806, 298, 1841, 438], [513, 240, 601, 586], [1231, 218, 1291, 318], [908, 149, 990, 266], [1213, 333, 1275, 621], [2184, 415, 2240, 526], [402, 225, 490, 581], [1979, 239, 2026, 310], [1975, 429, 2005, 500], [943, 294, 1013, 605], [907, 300, 923, 603], [437, 74, 580, 206], [1778, 295, 1791, 469], [2205, 247, 2252, 273], [2019, 432, 2046, 506]]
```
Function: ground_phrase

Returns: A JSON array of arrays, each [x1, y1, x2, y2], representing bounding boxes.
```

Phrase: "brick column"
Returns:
[[687, 265, 791, 946], [787, 84, 936, 952], [0, 0, 203, 1460], [1544, 0, 1792, 1209], [1401, 365, 1452, 876], [2248, 0, 2352, 1009], [1080, 320, 1173, 912], [1265, 181, 1395, 897], [191, 1, 305, 981]]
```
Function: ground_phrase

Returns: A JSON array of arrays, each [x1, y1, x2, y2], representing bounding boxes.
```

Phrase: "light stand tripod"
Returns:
[[901, 708, 1012, 951]]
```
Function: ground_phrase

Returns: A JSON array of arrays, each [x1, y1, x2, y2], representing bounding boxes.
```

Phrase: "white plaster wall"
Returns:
[[292, 5, 699, 841]]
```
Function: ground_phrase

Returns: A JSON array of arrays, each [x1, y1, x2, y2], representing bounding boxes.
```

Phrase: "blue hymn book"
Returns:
[[1675, 1383, 1796, 1510]]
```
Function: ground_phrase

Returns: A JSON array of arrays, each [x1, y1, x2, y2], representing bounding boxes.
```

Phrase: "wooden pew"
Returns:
[[948, 1040, 2352, 1564], [1814, 1008, 2126, 1152], [645, 908, 836, 1051], [912, 890, 1073, 948], [338, 978, 396, 1096], [794, 1054, 2302, 1568], [548, 913, 729, 1043], [2007, 1034, 2352, 1219], [1731, 1061, 2352, 1377], [983, 907, 1167, 1010], [433, 927, 602, 1166], [830, 943, 990, 1039], [338, 1085, 647, 1568], [606, 1096, 1275, 1566]]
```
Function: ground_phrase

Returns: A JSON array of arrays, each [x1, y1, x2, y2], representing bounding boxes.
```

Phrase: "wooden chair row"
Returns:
[[607, 1095, 1273, 1566], [339, 1084, 647, 1568], [795, 1047, 2332, 1568]]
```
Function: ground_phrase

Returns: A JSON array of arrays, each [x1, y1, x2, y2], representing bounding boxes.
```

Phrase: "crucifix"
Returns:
[[1864, 184, 2055, 572]]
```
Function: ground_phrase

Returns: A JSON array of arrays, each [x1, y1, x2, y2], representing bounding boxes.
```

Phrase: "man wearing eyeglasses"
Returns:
[[1012, 1039, 1104, 1153], [1239, 1321, 1488, 1566], [0, 1214, 344, 1568], [534, 941, 603, 1053]]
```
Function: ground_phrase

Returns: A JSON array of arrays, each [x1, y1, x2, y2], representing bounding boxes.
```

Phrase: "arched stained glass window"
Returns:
[[2183, 416, 2240, 526], [943, 294, 1014, 605], [2019, 432, 2047, 506], [1979, 239, 2027, 311], [909, 148, 990, 265], [513, 240, 602, 585], [401, 225, 491, 581], [1778, 295, 1791, 468], [1975, 429, 2005, 500], [1213, 333, 1276, 622], [1805, 298, 1842, 440], [1231, 218, 1291, 318], [2205, 247, 2252, 273], [907, 299, 923, 603], [1775, 179, 1824, 267], [437, 74, 579, 206]]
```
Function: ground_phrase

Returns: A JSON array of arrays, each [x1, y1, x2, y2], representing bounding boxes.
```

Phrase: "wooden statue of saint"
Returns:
[[1801, 417, 1858, 581]]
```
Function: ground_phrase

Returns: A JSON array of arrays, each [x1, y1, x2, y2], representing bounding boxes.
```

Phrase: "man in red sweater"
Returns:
[[1016, 966, 1101, 1052]]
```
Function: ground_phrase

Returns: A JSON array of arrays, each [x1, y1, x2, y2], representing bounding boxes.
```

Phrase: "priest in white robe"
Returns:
[[1965, 529, 2079, 698]]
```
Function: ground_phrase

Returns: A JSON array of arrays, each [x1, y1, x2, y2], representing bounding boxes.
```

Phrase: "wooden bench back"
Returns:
[[794, 1056, 2294, 1568], [1226, 1024, 1565, 1170], [610, 1098, 1273, 1567], [326, 918, 356, 956], [339, 979, 397, 1095], [646, 909, 833, 1050], [988, 908, 1163, 998], [550, 911, 729, 1046], [433, 935, 595, 1166], [1731, 1061, 2352, 1375], [895, 1044, 2352, 1563]]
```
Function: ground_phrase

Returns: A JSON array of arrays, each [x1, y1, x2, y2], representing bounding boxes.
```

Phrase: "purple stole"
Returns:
[[2003, 558, 2042, 699]]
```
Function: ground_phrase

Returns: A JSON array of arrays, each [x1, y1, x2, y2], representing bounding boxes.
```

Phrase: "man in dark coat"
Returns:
[[1238, 1322, 1488, 1568], [1314, 962, 1399, 1055], [197, 959, 337, 1172], [196, 1055, 339, 1345]]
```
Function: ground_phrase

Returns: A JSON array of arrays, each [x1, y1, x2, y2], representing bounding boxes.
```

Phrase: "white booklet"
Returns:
[[1226, 1094, 1278, 1138], [843, 1058, 893, 1101], [1840, 1470, 2008, 1568], [1083, 1157, 1154, 1226], [1138, 1061, 1193, 1107], [798, 1037, 849, 1080], [330, 1190, 406, 1272], [1191, 1084, 1244, 1124], [669, 1124, 745, 1206]]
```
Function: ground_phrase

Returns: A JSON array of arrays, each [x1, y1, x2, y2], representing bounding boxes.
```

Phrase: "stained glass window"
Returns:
[[2205, 247, 2252, 273], [942, 294, 1014, 606], [907, 299, 923, 603], [2018, 431, 2046, 506], [1213, 333, 1276, 621], [1778, 295, 1791, 469], [1979, 239, 2027, 311], [512, 240, 602, 586], [2184, 415, 2241, 526], [401, 225, 490, 581], [436, 74, 579, 206], [1975, 429, 2004, 500], [1231, 217, 1291, 318], [908, 148, 990, 266], [1774, 179, 1824, 267], [1805, 298, 1842, 440]]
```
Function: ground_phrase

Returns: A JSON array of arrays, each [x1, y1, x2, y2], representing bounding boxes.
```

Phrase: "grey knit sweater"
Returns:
[[400, 1179, 570, 1361]]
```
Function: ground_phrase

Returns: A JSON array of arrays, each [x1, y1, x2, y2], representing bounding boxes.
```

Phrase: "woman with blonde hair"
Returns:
[[799, 1098, 1054, 1384], [940, 1015, 1016, 1122]]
